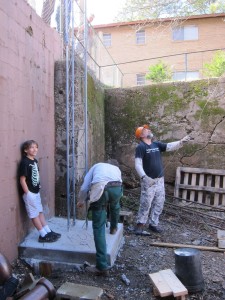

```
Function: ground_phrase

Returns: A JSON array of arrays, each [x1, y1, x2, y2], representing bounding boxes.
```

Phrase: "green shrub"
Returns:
[[203, 51, 225, 77], [145, 60, 172, 83]]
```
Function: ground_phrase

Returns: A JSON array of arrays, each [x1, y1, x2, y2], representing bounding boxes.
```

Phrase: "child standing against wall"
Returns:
[[19, 140, 61, 243]]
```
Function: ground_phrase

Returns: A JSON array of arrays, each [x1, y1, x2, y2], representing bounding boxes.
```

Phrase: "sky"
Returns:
[[32, 0, 125, 26], [87, 0, 125, 25]]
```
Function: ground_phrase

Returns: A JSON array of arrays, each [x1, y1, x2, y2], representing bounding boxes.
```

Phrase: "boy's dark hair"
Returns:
[[22, 140, 38, 156]]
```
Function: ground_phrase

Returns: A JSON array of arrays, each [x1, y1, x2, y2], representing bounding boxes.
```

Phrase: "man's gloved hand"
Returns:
[[180, 135, 191, 144], [142, 175, 155, 188]]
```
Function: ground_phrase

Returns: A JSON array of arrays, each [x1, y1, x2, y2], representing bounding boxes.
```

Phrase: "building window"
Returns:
[[173, 71, 199, 81], [172, 26, 198, 41], [103, 33, 111, 47], [136, 74, 146, 85], [136, 30, 145, 44]]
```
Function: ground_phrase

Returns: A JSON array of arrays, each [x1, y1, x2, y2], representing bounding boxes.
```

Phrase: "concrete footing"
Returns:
[[18, 217, 124, 273]]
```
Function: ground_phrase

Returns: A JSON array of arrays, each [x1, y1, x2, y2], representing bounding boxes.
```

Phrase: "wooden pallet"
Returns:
[[174, 167, 225, 206], [149, 269, 188, 299]]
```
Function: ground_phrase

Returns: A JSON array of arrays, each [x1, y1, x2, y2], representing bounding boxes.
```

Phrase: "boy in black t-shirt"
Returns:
[[19, 140, 61, 243]]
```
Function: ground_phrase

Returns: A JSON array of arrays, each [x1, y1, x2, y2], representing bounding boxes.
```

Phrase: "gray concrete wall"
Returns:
[[104, 78, 225, 193], [0, 0, 62, 261], [54, 61, 105, 216]]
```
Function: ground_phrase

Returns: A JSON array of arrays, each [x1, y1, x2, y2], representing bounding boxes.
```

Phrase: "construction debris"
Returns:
[[150, 242, 225, 252]]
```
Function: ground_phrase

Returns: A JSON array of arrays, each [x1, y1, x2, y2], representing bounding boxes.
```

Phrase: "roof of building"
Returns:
[[93, 13, 225, 29]]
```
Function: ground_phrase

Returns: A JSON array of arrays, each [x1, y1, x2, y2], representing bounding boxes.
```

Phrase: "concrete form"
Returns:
[[18, 217, 124, 272]]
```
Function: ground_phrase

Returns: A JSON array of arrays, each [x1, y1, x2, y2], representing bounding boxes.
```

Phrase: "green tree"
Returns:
[[145, 60, 172, 82], [116, 0, 225, 21], [203, 51, 225, 77]]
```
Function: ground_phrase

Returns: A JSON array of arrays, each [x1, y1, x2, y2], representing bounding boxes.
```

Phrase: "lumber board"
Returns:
[[150, 242, 225, 252], [159, 269, 188, 297], [214, 176, 220, 206], [190, 173, 196, 201], [218, 239, 225, 249], [178, 184, 225, 194], [198, 174, 204, 203], [223, 177, 225, 205], [178, 167, 225, 176], [149, 272, 172, 297], [174, 167, 181, 198], [217, 230, 225, 239]]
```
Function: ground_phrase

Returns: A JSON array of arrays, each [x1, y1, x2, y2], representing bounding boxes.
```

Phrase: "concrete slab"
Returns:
[[56, 282, 103, 300], [18, 217, 124, 272]]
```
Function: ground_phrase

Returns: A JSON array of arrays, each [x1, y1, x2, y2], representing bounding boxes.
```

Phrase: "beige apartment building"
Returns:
[[93, 13, 225, 87]]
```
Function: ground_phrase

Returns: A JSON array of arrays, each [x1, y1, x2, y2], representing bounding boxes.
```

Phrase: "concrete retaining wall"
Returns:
[[105, 78, 225, 192], [0, 0, 61, 261]]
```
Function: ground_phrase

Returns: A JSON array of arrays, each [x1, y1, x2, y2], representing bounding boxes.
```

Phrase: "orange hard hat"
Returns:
[[135, 124, 150, 139]]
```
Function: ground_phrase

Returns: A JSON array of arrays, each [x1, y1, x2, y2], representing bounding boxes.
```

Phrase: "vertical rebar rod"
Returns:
[[185, 53, 188, 81], [71, 0, 76, 226], [84, 0, 88, 174], [65, 0, 70, 230]]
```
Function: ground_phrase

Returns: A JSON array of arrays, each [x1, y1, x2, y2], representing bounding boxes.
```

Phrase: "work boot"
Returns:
[[135, 223, 143, 235], [148, 224, 163, 233], [110, 228, 117, 234], [85, 266, 109, 276], [135, 223, 150, 236]]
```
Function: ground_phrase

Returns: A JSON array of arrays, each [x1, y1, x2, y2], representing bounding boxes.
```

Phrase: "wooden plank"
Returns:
[[178, 167, 225, 176], [174, 167, 181, 198], [217, 230, 225, 239], [205, 175, 212, 205], [178, 184, 225, 194], [182, 173, 189, 200], [149, 272, 172, 297], [190, 173, 196, 201], [198, 174, 204, 203], [222, 176, 225, 206], [159, 269, 188, 297], [214, 176, 220, 206], [218, 239, 225, 249], [150, 242, 225, 252]]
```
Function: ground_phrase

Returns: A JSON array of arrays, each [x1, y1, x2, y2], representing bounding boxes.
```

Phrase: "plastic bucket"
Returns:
[[174, 248, 204, 293]]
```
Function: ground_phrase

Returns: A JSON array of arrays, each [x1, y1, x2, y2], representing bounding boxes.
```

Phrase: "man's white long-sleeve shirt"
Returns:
[[79, 163, 122, 203]]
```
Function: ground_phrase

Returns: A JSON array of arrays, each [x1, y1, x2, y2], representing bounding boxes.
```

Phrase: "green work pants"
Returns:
[[90, 185, 122, 270]]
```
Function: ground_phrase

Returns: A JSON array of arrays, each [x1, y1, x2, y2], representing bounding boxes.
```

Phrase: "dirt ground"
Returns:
[[12, 193, 225, 300]]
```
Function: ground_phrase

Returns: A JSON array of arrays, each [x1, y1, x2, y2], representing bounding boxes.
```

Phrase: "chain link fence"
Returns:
[[26, 0, 124, 87]]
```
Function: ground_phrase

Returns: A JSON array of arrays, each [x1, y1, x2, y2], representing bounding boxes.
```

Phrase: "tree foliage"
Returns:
[[203, 51, 225, 77], [145, 60, 172, 82], [116, 0, 225, 21]]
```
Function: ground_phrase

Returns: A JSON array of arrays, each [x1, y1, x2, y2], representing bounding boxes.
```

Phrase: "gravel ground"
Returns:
[[12, 195, 225, 300]]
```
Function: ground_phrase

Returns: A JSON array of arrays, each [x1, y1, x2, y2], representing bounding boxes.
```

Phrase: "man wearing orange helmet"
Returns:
[[134, 124, 190, 235]]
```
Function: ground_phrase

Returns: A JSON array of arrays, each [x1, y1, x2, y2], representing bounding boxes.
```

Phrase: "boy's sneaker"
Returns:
[[49, 230, 61, 239], [38, 232, 58, 243]]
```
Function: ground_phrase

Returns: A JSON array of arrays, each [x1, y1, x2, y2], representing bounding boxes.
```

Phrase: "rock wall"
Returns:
[[105, 78, 225, 193], [54, 61, 105, 216]]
